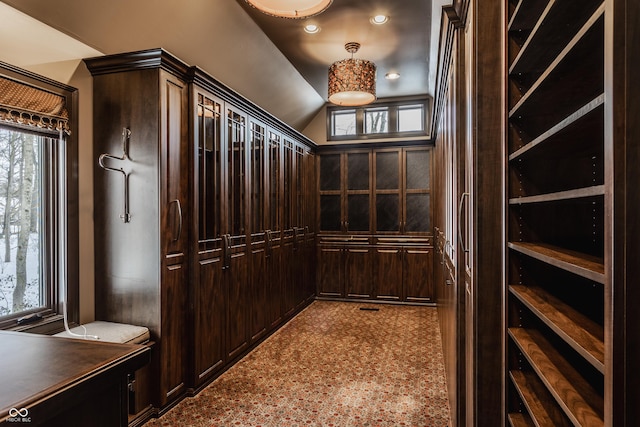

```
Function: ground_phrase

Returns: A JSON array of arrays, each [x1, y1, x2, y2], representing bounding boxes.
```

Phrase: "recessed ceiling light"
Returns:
[[385, 72, 400, 80], [304, 23, 320, 34], [370, 14, 389, 25]]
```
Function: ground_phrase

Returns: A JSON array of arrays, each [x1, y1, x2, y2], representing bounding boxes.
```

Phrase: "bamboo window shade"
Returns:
[[0, 76, 70, 134]]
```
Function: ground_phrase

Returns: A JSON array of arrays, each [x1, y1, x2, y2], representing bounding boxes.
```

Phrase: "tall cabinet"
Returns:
[[88, 51, 190, 409], [87, 49, 317, 421]]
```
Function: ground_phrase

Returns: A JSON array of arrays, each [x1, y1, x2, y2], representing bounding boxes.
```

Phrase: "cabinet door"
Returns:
[[346, 152, 370, 232], [317, 246, 344, 297], [375, 150, 401, 232], [404, 148, 432, 233], [192, 89, 225, 385], [267, 237, 283, 328], [227, 243, 249, 361], [319, 153, 343, 231], [159, 71, 188, 404], [345, 247, 374, 298], [226, 107, 247, 236], [250, 242, 267, 343], [404, 247, 433, 302], [267, 131, 281, 231], [193, 247, 225, 383], [374, 247, 403, 300]]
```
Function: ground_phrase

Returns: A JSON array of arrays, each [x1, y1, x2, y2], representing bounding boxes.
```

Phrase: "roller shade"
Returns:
[[0, 76, 70, 134]]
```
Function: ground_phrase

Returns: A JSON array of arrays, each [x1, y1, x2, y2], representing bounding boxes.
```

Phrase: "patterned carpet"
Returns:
[[146, 301, 451, 427]]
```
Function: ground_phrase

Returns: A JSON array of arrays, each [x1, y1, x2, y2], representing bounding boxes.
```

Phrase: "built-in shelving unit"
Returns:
[[506, 0, 607, 425]]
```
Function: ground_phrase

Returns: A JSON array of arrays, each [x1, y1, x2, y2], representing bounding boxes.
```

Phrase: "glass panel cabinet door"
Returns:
[[346, 152, 370, 232], [347, 152, 369, 190], [406, 149, 431, 189], [283, 140, 294, 230], [268, 131, 281, 231], [376, 194, 400, 232], [348, 194, 369, 231], [227, 107, 246, 235], [196, 93, 223, 242], [320, 154, 341, 191], [404, 148, 432, 233], [375, 151, 400, 232], [320, 194, 342, 231], [250, 120, 265, 233], [405, 193, 431, 232], [375, 151, 399, 190], [319, 153, 343, 232]]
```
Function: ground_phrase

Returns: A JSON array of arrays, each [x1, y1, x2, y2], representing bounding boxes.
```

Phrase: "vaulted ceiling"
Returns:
[[236, 0, 434, 100], [0, 0, 445, 133]]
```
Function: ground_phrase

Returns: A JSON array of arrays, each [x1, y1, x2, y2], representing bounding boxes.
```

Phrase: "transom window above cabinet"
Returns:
[[327, 97, 430, 141]]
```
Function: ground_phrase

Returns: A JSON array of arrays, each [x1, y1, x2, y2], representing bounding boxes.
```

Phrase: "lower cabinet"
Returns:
[[317, 236, 434, 303]]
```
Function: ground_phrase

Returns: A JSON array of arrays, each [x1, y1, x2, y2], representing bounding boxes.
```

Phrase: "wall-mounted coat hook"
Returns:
[[98, 128, 132, 223]]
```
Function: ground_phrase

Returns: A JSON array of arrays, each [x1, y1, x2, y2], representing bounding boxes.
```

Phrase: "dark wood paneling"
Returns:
[[374, 247, 403, 301], [317, 246, 344, 298], [404, 247, 433, 303], [345, 247, 374, 299], [250, 241, 268, 342], [192, 249, 225, 384], [226, 248, 249, 361]]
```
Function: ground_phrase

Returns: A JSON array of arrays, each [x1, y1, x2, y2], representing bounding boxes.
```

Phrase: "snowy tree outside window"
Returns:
[[0, 127, 43, 317]]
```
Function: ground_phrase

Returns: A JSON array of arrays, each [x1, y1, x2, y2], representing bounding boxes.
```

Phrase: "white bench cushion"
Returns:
[[55, 321, 150, 344]]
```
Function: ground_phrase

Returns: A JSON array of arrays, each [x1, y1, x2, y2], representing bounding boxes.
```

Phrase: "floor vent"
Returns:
[[359, 307, 380, 311]]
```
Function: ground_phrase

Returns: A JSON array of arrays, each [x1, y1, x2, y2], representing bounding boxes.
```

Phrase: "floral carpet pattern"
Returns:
[[146, 301, 451, 427]]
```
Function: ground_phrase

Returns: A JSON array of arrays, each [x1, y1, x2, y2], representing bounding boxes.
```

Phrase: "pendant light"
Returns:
[[245, 0, 332, 19], [328, 42, 377, 106]]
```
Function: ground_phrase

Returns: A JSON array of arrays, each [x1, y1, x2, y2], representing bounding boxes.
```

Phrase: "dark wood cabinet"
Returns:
[[191, 87, 226, 386], [374, 239, 433, 303], [317, 243, 344, 298], [87, 55, 190, 410], [87, 49, 317, 420], [317, 145, 433, 304], [318, 151, 371, 233]]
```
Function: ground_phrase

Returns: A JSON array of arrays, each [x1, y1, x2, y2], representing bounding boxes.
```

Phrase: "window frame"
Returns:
[[327, 97, 429, 141], [0, 62, 78, 333]]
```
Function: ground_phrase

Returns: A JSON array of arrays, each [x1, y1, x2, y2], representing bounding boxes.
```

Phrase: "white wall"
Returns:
[[0, 3, 102, 323]]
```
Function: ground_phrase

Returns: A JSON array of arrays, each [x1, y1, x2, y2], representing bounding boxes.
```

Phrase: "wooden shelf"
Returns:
[[509, 185, 604, 205], [510, 285, 604, 372], [509, 328, 604, 427], [508, 242, 605, 283], [509, 8, 604, 134], [509, 94, 604, 161], [510, 370, 572, 426], [509, 0, 603, 77], [508, 0, 548, 35], [508, 412, 536, 427]]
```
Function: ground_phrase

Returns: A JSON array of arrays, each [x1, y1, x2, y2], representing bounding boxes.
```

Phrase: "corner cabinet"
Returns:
[[86, 49, 317, 422], [88, 53, 189, 410], [317, 145, 434, 304]]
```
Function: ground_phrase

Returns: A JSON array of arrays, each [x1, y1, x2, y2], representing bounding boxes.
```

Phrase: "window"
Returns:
[[328, 98, 429, 140], [0, 67, 77, 331], [398, 105, 424, 132], [331, 109, 356, 136], [364, 107, 389, 134]]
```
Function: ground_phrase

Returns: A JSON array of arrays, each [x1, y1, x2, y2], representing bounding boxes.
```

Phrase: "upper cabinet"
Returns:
[[318, 146, 433, 235]]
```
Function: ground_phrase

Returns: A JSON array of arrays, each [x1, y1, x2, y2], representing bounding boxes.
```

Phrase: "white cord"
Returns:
[[58, 135, 98, 341]]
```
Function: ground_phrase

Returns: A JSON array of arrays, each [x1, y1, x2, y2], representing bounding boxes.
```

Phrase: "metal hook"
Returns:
[[98, 128, 132, 223]]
